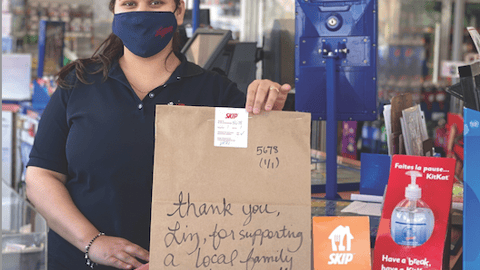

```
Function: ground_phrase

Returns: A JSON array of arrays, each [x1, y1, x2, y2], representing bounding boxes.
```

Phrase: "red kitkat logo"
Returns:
[[225, 113, 238, 119], [155, 26, 174, 38]]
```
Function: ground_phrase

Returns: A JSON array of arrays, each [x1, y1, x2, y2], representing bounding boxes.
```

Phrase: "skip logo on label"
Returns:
[[225, 113, 238, 119]]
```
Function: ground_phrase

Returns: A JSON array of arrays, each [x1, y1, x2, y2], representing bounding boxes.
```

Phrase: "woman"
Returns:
[[25, 0, 291, 269]]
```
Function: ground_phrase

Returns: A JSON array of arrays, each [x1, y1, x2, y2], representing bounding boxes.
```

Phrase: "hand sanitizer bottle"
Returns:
[[391, 171, 434, 246]]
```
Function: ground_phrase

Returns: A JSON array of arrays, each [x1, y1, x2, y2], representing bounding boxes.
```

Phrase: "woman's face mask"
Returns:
[[112, 11, 178, 58]]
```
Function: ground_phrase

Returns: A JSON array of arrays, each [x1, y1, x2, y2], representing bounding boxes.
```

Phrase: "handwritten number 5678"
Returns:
[[256, 146, 278, 155]]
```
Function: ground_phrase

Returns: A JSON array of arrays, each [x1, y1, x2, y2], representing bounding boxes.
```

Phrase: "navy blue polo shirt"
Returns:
[[27, 53, 245, 270]]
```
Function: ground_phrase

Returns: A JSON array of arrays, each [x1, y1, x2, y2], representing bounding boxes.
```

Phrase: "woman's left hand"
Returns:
[[245, 79, 291, 114]]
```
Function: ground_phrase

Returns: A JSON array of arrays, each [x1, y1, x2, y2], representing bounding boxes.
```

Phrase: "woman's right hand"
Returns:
[[88, 235, 149, 269], [25, 167, 148, 269]]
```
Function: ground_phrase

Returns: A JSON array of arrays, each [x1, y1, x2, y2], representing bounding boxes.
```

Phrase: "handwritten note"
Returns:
[[152, 105, 311, 270], [157, 192, 305, 269]]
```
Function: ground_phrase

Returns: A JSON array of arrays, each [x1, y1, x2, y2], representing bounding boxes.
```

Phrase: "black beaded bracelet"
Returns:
[[85, 232, 105, 269]]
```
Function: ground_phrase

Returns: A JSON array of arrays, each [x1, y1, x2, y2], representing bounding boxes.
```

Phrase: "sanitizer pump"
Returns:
[[390, 170, 435, 246]]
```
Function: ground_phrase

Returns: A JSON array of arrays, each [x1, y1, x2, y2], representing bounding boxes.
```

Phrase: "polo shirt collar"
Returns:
[[108, 52, 204, 86]]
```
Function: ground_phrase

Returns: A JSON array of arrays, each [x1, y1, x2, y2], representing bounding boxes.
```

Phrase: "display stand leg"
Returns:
[[325, 57, 339, 200]]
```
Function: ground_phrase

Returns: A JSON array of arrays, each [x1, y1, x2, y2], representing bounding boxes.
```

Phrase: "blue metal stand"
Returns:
[[295, 0, 378, 199], [192, 0, 200, 33], [325, 55, 339, 200]]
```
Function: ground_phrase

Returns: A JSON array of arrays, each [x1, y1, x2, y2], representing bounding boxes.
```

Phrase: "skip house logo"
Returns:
[[328, 225, 354, 265]]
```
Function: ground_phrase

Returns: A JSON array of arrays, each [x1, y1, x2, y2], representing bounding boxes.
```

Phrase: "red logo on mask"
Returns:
[[155, 26, 174, 38]]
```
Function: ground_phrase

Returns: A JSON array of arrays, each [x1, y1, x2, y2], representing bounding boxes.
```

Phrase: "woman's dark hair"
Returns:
[[56, 0, 182, 88]]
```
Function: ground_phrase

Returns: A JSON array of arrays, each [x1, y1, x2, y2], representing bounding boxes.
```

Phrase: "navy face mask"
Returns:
[[112, 11, 177, 58]]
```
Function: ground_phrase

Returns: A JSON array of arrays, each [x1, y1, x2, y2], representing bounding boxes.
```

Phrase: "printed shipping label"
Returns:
[[214, 108, 248, 148]]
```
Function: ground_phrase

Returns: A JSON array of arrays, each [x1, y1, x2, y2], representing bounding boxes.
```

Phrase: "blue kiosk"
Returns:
[[295, 0, 378, 199]]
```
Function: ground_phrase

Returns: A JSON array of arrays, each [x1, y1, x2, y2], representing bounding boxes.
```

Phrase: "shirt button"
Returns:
[[176, 76, 181, 80], [149, 93, 155, 98], [138, 104, 143, 110]]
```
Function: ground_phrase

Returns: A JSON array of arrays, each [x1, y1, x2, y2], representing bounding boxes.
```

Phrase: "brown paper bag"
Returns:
[[150, 105, 311, 270]]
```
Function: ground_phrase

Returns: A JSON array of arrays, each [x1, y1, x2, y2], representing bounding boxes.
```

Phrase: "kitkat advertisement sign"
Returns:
[[373, 155, 455, 270]]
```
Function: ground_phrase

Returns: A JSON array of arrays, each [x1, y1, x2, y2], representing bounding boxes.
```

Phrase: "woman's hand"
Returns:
[[245, 79, 291, 114], [88, 235, 149, 269]]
